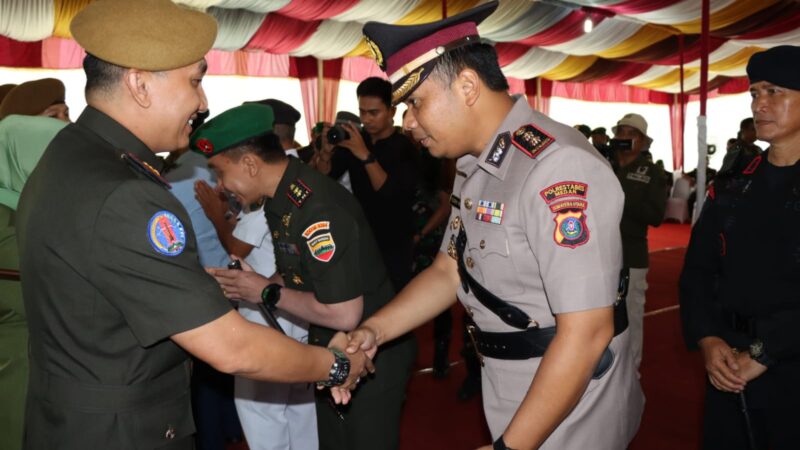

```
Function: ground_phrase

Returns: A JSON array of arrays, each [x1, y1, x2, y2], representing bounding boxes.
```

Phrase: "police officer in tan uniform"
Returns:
[[344, 2, 644, 449]]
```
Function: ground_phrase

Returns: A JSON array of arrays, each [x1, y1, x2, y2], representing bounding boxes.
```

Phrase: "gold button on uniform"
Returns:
[[466, 257, 474, 268], [451, 215, 461, 230], [165, 426, 176, 440], [272, 230, 280, 240], [479, 240, 486, 249], [464, 198, 473, 210], [292, 274, 304, 285]]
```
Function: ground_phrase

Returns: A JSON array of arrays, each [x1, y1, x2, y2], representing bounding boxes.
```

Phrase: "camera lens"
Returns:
[[326, 124, 350, 146]]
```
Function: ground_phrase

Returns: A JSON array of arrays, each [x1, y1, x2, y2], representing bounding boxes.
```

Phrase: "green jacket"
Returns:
[[615, 153, 667, 268], [17, 107, 231, 450]]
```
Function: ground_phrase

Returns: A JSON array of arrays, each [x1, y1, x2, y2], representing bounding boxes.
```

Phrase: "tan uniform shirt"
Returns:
[[440, 98, 644, 449]]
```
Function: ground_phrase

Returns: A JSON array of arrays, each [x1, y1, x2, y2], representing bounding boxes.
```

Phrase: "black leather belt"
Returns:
[[465, 298, 628, 361]]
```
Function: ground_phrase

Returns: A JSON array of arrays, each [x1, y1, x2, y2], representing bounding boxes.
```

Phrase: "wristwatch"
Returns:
[[317, 348, 351, 387], [748, 339, 775, 367], [493, 435, 516, 450], [360, 153, 377, 165], [260, 283, 282, 311]]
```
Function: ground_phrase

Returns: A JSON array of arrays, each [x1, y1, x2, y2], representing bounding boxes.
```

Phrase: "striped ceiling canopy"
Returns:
[[2, 0, 799, 94]]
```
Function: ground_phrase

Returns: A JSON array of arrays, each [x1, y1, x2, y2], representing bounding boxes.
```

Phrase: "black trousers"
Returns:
[[703, 381, 800, 450]]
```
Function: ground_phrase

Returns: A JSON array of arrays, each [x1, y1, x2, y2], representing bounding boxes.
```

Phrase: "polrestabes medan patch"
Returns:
[[511, 124, 554, 158], [287, 179, 312, 207], [485, 132, 511, 168], [147, 210, 186, 256], [540, 181, 588, 203], [553, 210, 589, 248]]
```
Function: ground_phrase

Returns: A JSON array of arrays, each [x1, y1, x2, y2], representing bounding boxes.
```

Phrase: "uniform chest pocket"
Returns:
[[465, 225, 524, 297]]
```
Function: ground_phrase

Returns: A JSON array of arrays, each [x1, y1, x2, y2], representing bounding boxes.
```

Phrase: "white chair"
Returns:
[[663, 176, 692, 223]]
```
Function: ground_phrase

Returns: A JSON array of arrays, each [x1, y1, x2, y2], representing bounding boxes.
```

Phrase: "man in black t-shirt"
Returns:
[[313, 77, 419, 291]]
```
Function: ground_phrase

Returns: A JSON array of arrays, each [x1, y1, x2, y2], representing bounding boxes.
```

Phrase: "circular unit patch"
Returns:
[[148, 210, 187, 256], [560, 216, 584, 240]]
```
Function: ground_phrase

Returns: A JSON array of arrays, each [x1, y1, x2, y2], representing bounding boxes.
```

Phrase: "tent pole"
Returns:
[[536, 77, 542, 112], [694, 0, 710, 224]]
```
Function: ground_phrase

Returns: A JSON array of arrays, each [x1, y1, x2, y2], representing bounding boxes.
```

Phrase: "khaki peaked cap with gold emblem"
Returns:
[[362, 1, 498, 106], [0, 79, 65, 120], [70, 0, 217, 71]]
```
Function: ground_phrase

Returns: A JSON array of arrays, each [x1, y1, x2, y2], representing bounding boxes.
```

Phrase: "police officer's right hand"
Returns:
[[345, 326, 379, 360], [699, 336, 746, 392]]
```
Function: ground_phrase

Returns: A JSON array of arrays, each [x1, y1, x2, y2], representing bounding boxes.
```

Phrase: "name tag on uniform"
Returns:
[[626, 172, 651, 183], [276, 242, 299, 255]]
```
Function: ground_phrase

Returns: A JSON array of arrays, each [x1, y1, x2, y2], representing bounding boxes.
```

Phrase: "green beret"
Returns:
[[190, 103, 274, 158], [0, 78, 65, 120], [747, 45, 800, 91], [70, 0, 217, 71], [0, 84, 16, 105]]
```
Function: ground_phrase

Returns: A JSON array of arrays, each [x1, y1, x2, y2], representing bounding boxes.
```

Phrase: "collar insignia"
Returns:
[[123, 152, 171, 189], [512, 124, 554, 159], [287, 179, 312, 208], [485, 132, 511, 168]]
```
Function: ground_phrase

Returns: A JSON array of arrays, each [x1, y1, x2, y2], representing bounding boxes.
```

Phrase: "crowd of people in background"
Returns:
[[1, 1, 797, 449]]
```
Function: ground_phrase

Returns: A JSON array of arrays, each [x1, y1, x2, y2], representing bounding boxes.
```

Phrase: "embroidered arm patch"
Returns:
[[147, 210, 186, 256], [540, 181, 590, 249]]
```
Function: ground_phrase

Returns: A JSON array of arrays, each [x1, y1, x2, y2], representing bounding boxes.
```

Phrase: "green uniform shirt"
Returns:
[[615, 153, 667, 268], [265, 157, 395, 346], [16, 107, 231, 450]]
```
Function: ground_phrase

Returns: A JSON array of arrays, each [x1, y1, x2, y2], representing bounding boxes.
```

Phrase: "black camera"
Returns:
[[609, 138, 633, 152], [326, 124, 350, 146]]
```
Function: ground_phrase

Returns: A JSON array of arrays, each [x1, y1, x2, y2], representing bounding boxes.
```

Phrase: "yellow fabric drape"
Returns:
[[345, 39, 372, 58], [52, 0, 94, 39], [395, 0, 480, 26], [671, 0, 778, 34], [540, 55, 597, 81], [635, 68, 698, 90], [708, 46, 763, 72], [595, 25, 673, 59]]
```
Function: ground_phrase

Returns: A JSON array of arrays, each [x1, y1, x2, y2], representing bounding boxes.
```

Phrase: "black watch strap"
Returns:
[[493, 436, 516, 450], [260, 283, 282, 311], [361, 153, 377, 165]]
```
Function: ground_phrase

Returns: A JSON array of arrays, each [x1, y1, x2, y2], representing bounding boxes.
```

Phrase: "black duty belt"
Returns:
[[28, 360, 190, 413], [456, 225, 630, 375]]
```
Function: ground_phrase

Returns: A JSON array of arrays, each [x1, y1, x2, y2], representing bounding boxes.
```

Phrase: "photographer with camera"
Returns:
[[313, 77, 419, 292], [612, 113, 667, 371]]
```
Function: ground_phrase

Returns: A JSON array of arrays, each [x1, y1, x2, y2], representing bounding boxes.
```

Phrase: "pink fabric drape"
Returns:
[[41, 37, 85, 69], [340, 56, 386, 82], [246, 14, 320, 54], [291, 57, 342, 138], [206, 50, 290, 77], [524, 78, 552, 115], [277, 0, 360, 21], [669, 95, 687, 171], [602, 0, 682, 15], [550, 80, 671, 104]]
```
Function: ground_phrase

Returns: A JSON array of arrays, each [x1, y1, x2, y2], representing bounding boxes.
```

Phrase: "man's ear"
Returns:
[[123, 69, 152, 108], [241, 153, 260, 177], [456, 68, 481, 107]]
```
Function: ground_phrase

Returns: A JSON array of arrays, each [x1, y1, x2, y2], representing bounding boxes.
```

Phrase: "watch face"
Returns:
[[750, 340, 764, 357]]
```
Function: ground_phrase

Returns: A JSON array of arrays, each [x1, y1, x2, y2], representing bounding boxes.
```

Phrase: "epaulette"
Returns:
[[122, 152, 171, 189], [287, 179, 312, 208], [511, 123, 555, 159]]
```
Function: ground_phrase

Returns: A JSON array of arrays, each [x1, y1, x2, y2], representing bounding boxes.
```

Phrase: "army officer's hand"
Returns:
[[733, 351, 768, 383], [699, 336, 746, 392], [207, 266, 269, 304], [327, 332, 375, 405]]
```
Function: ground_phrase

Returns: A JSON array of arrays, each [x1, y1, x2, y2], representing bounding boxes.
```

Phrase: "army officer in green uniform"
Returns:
[[202, 104, 417, 450], [16, 1, 367, 449]]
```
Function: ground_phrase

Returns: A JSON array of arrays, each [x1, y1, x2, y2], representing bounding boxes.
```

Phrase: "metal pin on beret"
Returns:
[[0, 79, 65, 120], [190, 103, 275, 158], [746, 45, 800, 91], [70, 0, 217, 71], [362, 0, 498, 106]]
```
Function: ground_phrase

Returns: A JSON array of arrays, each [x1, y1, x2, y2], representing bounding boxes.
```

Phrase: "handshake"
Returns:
[[326, 326, 382, 405]]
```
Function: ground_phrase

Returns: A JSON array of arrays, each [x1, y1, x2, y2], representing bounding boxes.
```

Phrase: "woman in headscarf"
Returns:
[[0, 115, 68, 450]]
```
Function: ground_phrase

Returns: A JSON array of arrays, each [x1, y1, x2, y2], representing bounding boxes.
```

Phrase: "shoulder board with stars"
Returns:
[[287, 179, 312, 208], [512, 124, 555, 159], [122, 152, 171, 189]]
